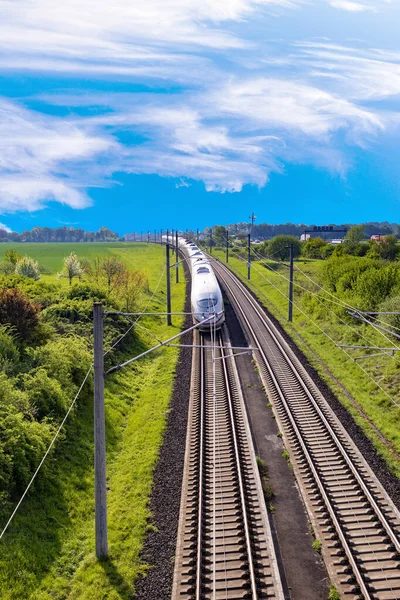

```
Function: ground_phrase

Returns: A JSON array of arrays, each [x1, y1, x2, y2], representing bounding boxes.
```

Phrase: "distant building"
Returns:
[[370, 234, 387, 243], [329, 239, 344, 245], [300, 233, 310, 241]]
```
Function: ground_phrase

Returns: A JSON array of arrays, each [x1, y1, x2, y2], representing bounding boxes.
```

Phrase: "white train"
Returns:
[[162, 235, 225, 331]]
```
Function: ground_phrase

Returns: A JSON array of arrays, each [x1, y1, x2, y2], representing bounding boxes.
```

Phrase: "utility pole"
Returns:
[[226, 230, 229, 263], [197, 229, 200, 245], [166, 244, 172, 326], [249, 212, 256, 240], [147, 231, 150, 243], [175, 230, 179, 284], [210, 228, 213, 254], [171, 229, 174, 255], [288, 243, 294, 322], [93, 303, 108, 559], [247, 234, 251, 280], [166, 229, 169, 246], [160, 229, 163, 244], [154, 229, 156, 243]]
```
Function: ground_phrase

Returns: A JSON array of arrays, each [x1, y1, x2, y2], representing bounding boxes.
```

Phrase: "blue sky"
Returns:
[[0, 0, 400, 235]]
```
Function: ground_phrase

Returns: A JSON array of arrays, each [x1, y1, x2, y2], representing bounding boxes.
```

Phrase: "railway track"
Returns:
[[212, 259, 400, 600], [172, 327, 284, 600]]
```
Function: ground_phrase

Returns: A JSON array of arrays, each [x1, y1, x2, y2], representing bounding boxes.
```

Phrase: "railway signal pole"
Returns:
[[93, 303, 108, 559], [226, 231, 229, 263], [210, 228, 213, 254], [247, 234, 251, 280], [166, 244, 172, 326], [288, 243, 294, 322]]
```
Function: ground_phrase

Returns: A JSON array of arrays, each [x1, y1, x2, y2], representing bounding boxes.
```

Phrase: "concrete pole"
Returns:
[[247, 234, 251, 280], [226, 231, 229, 263], [210, 228, 213, 254], [288, 243, 294, 322], [175, 230, 179, 284], [93, 302, 108, 559], [166, 244, 172, 326]]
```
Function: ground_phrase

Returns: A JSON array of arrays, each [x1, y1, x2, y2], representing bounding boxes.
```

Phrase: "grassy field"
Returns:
[[0, 242, 186, 599], [213, 249, 400, 478]]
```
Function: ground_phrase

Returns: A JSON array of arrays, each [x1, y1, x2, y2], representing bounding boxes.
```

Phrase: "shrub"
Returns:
[[4, 250, 22, 265], [15, 256, 41, 280], [263, 235, 302, 261], [0, 374, 52, 504], [22, 368, 68, 420], [0, 288, 39, 340], [302, 237, 328, 259], [33, 337, 92, 394], [320, 245, 335, 259], [377, 296, 400, 335], [0, 326, 20, 374]]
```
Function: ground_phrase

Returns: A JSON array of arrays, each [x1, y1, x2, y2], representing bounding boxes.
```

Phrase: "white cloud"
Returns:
[[0, 222, 11, 232], [0, 98, 117, 212], [329, 1, 375, 11], [0, 0, 398, 209], [296, 42, 400, 100], [0, 0, 301, 78]]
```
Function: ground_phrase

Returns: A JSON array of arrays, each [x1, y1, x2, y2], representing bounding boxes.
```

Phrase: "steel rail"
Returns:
[[219, 331, 258, 600], [195, 334, 205, 600], [213, 258, 400, 600], [172, 326, 284, 600]]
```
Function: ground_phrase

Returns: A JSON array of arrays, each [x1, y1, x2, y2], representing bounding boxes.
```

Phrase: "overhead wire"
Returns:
[[0, 251, 168, 540], [231, 252, 400, 410], [250, 247, 400, 357]]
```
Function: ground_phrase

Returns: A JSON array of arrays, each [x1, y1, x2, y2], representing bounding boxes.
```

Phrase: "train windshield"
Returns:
[[197, 295, 218, 309]]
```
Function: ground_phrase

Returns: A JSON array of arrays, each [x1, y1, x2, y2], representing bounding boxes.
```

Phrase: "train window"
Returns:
[[197, 267, 210, 274], [197, 295, 218, 308]]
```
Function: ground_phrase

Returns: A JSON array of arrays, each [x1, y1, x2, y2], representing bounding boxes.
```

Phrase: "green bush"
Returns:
[[0, 326, 20, 375], [15, 256, 41, 280], [302, 237, 327, 259], [22, 368, 68, 420], [0, 288, 40, 340], [0, 374, 53, 509], [262, 235, 302, 261], [33, 337, 92, 394]]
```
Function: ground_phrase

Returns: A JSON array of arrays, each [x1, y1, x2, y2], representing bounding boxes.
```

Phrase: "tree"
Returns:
[[378, 235, 398, 260], [0, 288, 39, 339], [4, 250, 22, 265], [58, 252, 83, 285], [264, 235, 302, 261], [116, 270, 148, 311], [302, 237, 328, 259], [15, 256, 40, 280], [101, 257, 127, 292], [213, 225, 228, 248], [345, 225, 364, 250]]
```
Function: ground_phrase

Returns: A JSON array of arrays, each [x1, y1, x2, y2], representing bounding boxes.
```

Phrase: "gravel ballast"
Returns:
[[134, 267, 192, 600], [227, 268, 400, 509]]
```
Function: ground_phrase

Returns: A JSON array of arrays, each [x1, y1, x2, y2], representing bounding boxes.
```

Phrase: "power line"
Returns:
[[0, 366, 93, 541], [0, 256, 169, 541], [231, 253, 400, 410]]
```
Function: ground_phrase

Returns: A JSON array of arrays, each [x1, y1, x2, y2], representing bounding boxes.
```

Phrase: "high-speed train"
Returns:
[[162, 235, 225, 331]]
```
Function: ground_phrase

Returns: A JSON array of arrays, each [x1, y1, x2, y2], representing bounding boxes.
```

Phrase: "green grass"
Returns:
[[214, 250, 400, 478], [0, 243, 186, 599]]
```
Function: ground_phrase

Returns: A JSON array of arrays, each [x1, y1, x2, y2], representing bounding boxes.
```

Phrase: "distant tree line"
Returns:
[[0, 225, 120, 243], [219, 221, 400, 240]]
